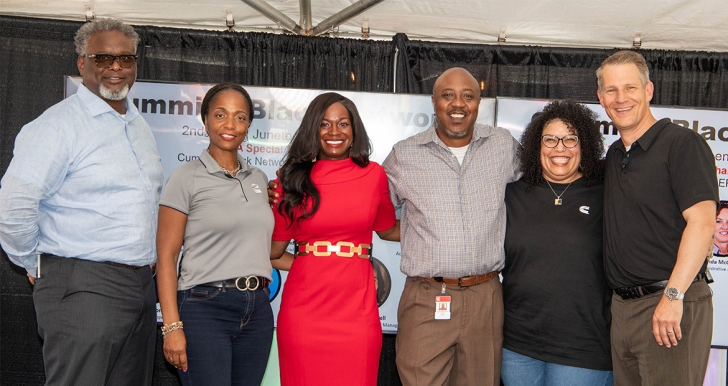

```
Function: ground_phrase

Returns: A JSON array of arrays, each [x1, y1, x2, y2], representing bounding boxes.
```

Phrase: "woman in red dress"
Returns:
[[270, 92, 399, 385]]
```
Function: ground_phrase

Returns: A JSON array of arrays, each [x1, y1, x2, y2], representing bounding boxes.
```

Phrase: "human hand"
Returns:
[[27, 273, 36, 285], [652, 296, 683, 348], [268, 169, 281, 208], [163, 329, 188, 372], [268, 180, 279, 207]]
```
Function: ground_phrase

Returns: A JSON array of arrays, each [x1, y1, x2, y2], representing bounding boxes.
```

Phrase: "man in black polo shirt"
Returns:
[[597, 50, 717, 385]]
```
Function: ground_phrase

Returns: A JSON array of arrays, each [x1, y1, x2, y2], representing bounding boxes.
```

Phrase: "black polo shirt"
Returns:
[[604, 118, 718, 288]]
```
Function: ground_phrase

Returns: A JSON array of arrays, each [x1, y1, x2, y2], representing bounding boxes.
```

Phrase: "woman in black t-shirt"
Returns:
[[501, 100, 613, 386]]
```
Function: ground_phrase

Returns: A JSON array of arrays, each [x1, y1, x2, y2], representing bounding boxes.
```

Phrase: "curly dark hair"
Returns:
[[278, 92, 371, 222], [519, 100, 604, 187]]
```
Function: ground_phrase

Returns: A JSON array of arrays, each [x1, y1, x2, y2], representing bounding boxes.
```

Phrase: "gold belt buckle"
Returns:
[[309, 241, 331, 256], [299, 241, 371, 259]]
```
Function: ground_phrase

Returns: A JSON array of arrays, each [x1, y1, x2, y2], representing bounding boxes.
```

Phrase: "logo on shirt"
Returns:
[[579, 206, 590, 215], [252, 183, 262, 194]]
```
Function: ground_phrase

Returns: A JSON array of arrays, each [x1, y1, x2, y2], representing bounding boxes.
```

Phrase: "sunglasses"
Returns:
[[84, 54, 138, 69]]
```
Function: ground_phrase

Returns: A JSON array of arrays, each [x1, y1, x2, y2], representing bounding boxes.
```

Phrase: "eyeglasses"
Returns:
[[84, 54, 138, 69], [541, 134, 579, 148]]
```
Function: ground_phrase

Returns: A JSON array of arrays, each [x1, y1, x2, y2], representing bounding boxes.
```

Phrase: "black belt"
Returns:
[[198, 276, 270, 291], [613, 272, 709, 300]]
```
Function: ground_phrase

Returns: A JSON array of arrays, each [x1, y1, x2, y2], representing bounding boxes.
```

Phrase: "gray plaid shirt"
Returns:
[[382, 123, 521, 278]]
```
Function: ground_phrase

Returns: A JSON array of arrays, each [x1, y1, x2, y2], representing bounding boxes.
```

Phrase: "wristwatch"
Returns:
[[664, 287, 684, 301]]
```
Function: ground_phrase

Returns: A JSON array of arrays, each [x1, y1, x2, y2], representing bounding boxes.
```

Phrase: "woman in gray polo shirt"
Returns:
[[156, 83, 274, 386]]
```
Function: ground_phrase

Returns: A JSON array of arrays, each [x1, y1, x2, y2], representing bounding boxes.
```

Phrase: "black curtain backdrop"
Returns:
[[393, 33, 728, 107], [2, 15, 728, 386]]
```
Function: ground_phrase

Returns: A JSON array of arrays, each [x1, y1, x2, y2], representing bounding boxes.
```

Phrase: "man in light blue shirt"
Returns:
[[0, 19, 163, 386]]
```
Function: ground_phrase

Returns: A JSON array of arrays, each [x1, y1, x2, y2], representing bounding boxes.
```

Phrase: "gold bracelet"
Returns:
[[161, 321, 184, 337]]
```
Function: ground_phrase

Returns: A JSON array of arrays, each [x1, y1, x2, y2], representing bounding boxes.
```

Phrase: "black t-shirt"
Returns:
[[604, 119, 718, 288], [503, 177, 612, 371]]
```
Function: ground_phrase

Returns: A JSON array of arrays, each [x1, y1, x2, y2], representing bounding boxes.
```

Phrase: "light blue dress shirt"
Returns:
[[0, 84, 164, 274]]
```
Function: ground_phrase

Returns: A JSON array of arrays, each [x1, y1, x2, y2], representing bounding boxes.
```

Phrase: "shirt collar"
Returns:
[[415, 122, 494, 146], [199, 149, 250, 178], [76, 83, 140, 122], [611, 118, 670, 154]]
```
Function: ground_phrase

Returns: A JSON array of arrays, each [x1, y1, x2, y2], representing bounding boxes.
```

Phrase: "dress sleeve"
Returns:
[[272, 178, 295, 241], [373, 166, 397, 232]]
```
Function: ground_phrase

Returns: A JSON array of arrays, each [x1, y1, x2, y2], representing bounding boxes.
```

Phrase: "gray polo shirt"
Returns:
[[160, 149, 274, 290]]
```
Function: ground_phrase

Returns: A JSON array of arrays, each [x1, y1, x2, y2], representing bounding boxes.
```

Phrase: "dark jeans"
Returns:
[[177, 284, 274, 386]]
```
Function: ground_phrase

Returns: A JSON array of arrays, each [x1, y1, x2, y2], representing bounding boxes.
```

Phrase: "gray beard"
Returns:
[[99, 83, 129, 101], [435, 119, 470, 139]]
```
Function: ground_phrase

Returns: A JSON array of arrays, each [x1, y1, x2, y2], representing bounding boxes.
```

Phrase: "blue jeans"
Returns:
[[501, 348, 613, 386], [177, 284, 274, 386]]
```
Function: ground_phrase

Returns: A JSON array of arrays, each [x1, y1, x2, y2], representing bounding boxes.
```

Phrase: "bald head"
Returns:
[[433, 67, 480, 97], [431, 67, 481, 147]]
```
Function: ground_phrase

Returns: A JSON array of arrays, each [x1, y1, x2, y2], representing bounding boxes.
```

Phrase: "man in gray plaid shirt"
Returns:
[[383, 67, 520, 386]]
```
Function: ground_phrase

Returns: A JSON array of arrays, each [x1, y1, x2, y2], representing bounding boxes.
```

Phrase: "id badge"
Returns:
[[435, 283, 451, 320]]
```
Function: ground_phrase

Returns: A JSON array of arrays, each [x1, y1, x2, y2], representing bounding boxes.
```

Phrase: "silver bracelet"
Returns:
[[161, 321, 184, 337]]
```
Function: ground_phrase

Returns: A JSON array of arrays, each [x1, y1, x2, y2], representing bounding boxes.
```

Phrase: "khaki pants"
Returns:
[[396, 277, 503, 386], [610, 280, 713, 386]]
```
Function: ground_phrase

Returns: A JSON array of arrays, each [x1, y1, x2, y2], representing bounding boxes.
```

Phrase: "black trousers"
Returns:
[[33, 255, 156, 386]]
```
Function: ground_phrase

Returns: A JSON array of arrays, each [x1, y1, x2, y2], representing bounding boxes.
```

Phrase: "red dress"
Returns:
[[272, 158, 396, 386]]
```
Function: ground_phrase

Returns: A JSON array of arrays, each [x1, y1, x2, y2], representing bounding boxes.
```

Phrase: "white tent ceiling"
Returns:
[[2, 0, 728, 52]]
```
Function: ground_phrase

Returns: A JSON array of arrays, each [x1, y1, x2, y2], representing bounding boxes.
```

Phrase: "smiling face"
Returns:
[[317, 102, 353, 161], [597, 63, 655, 139], [431, 68, 481, 147], [77, 30, 137, 113], [204, 89, 251, 155], [715, 208, 728, 245], [540, 119, 582, 183]]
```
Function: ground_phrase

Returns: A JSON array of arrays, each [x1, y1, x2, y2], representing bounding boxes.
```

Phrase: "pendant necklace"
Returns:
[[221, 160, 242, 178], [545, 180, 573, 206]]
